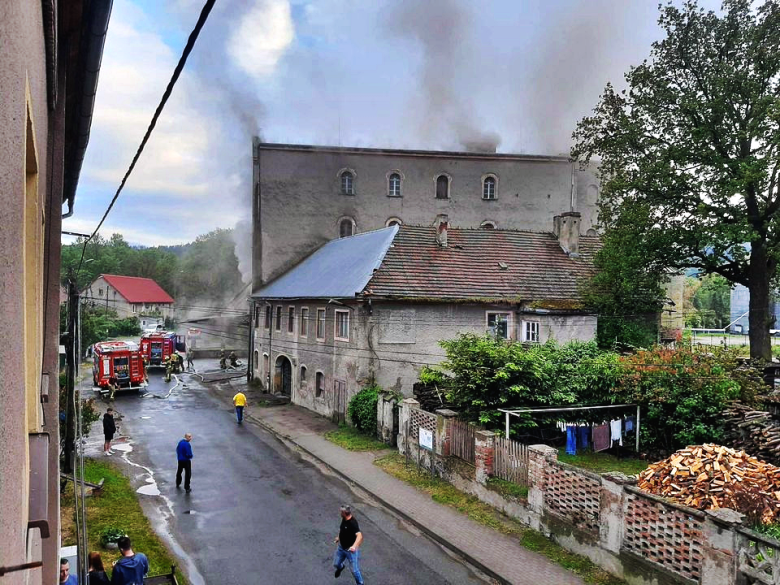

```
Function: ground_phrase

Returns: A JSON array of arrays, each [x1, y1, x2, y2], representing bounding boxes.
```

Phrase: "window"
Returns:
[[481, 221, 496, 230], [386, 217, 402, 227], [316, 308, 326, 340], [340, 171, 354, 195], [335, 310, 350, 341], [263, 353, 269, 373], [483, 176, 497, 200], [300, 308, 309, 336], [523, 321, 540, 343], [339, 218, 355, 238], [487, 312, 511, 340], [98, 288, 103, 296], [275, 306, 282, 331], [435, 174, 450, 199], [254, 306, 261, 328], [300, 366, 307, 382], [316, 372, 325, 397], [287, 307, 295, 333], [388, 173, 402, 197], [132, 304, 137, 313], [265, 305, 272, 329]]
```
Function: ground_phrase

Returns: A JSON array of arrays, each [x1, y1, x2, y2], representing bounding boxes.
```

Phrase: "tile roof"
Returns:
[[253, 226, 398, 299], [363, 226, 599, 304], [100, 275, 174, 304]]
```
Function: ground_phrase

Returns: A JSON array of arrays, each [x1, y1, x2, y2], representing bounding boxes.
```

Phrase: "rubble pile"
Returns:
[[638, 444, 780, 523]]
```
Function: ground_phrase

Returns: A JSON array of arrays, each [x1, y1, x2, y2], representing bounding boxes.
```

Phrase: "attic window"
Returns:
[[481, 221, 496, 229], [498, 262, 508, 270]]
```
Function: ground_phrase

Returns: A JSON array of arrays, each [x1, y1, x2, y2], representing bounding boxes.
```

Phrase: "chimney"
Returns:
[[553, 212, 581, 256], [435, 214, 449, 247]]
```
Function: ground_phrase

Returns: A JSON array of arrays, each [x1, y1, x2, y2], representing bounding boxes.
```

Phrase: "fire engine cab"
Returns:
[[139, 331, 185, 367], [93, 341, 146, 390]]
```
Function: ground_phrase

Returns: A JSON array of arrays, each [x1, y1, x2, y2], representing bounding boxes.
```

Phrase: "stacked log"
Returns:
[[412, 382, 452, 413], [638, 444, 780, 523], [722, 402, 780, 467]]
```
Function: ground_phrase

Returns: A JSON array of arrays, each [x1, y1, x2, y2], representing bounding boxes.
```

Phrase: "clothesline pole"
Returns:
[[636, 405, 640, 453], [505, 411, 510, 439]]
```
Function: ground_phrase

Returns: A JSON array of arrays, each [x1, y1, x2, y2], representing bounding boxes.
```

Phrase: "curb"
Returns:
[[244, 410, 510, 585]]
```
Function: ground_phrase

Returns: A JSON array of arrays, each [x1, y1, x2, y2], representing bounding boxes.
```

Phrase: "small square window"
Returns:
[[523, 321, 540, 343], [335, 310, 350, 341], [487, 312, 511, 340]]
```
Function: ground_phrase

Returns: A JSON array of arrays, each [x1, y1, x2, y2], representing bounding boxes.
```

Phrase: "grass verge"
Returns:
[[486, 476, 529, 500], [324, 425, 390, 451], [375, 453, 624, 585], [61, 459, 187, 584], [557, 448, 648, 476]]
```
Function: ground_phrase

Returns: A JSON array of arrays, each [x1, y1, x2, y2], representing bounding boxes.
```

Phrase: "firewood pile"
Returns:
[[638, 444, 780, 523], [722, 402, 780, 467]]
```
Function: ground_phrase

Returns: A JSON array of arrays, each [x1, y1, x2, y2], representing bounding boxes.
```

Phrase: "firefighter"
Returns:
[[107, 375, 119, 401], [164, 356, 172, 383], [229, 351, 239, 368]]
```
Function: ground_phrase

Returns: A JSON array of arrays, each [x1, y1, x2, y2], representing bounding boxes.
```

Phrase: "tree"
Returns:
[[693, 274, 732, 328], [573, 0, 780, 359]]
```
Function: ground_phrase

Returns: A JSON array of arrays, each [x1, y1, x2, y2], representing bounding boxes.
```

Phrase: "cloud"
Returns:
[[227, 0, 295, 79]]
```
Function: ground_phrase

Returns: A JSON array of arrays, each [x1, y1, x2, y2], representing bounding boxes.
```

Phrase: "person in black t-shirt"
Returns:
[[332, 505, 364, 584]]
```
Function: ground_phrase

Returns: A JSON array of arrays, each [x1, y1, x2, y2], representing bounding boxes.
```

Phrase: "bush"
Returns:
[[348, 384, 380, 435], [99, 526, 126, 547], [614, 347, 762, 456]]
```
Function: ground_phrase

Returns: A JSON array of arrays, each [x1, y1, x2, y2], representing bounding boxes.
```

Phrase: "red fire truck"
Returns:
[[93, 341, 146, 390], [139, 331, 185, 367]]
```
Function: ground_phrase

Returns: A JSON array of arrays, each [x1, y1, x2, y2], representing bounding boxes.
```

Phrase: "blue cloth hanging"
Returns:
[[566, 425, 577, 455], [578, 426, 590, 450], [625, 416, 635, 432]]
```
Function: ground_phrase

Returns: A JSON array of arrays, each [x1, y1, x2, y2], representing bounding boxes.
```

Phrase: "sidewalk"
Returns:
[[215, 383, 584, 585]]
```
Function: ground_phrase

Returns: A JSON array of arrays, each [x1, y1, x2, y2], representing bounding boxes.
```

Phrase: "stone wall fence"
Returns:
[[390, 400, 780, 585]]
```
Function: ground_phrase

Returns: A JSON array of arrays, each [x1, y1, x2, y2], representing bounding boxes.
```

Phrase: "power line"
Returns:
[[75, 0, 217, 277]]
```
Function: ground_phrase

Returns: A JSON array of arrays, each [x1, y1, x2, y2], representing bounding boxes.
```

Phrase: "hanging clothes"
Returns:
[[625, 415, 635, 432], [566, 425, 577, 455], [593, 424, 610, 452], [610, 419, 623, 446], [578, 425, 590, 451]]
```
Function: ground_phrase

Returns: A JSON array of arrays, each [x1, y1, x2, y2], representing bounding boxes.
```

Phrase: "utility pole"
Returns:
[[63, 277, 78, 474], [247, 300, 255, 383]]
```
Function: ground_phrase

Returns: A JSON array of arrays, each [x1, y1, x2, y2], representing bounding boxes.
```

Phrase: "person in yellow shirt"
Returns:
[[233, 390, 247, 424]]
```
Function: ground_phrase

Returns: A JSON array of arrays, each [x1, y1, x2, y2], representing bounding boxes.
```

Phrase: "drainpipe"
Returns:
[[247, 299, 254, 383]]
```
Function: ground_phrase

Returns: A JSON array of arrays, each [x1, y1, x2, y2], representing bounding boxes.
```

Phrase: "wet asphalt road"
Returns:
[[111, 369, 489, 585]]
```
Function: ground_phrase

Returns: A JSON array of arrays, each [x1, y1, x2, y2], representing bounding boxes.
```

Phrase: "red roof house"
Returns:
[[83, 275, 174, 321], [99, 275, 174, 304]]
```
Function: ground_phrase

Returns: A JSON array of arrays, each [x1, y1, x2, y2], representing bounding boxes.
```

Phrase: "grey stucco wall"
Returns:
[[252, 300, 597, 415], [0, 2, 52, 583], [253, 145, 600, 286]]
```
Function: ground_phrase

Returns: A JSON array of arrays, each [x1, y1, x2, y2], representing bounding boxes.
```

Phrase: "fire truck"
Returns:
[[139, 331, 185, 367], [93, 341, 146, 390]]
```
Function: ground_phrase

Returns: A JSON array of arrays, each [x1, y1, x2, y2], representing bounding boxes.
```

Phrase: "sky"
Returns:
[[62, 0, 721, 249]]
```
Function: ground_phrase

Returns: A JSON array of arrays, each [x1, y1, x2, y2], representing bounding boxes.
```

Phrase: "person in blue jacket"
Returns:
[[110, 536, 148, 585], [176, 433, 193, 492]]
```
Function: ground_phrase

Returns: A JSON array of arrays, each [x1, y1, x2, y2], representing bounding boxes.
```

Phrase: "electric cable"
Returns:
[[75, 0, 217, 277]]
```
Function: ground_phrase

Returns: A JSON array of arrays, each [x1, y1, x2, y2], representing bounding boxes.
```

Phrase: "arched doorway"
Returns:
[[274, 355, 292, 396]]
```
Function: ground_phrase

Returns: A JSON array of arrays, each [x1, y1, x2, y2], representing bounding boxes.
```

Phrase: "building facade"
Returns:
[[252, 220, 598, 420], [0, 1, 110, 583], [729, 284, 780, 334], [251, 141, 600, 289], [83, 274, 175, 326]]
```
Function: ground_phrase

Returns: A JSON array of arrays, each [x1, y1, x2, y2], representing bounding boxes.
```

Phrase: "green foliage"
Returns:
[[324, 425, 388, 451], [572, 0, 780, 360], [581, 204, 666, 350], [79, 306, 141, 350], [614, 347, 762, 456], [348, 384, 380, 435], [60, 228, 244, 306], [686, 274, 732, 328], [80, 398, 101, 438], [435, 335, 621, 432], [98, 526, 126, 547]]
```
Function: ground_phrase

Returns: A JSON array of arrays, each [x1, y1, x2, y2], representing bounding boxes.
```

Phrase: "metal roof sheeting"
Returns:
[[253, 226, 398, 299]]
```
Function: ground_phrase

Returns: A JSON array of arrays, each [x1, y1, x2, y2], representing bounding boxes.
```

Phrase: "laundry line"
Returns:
[[498, 403, 640, 453]]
